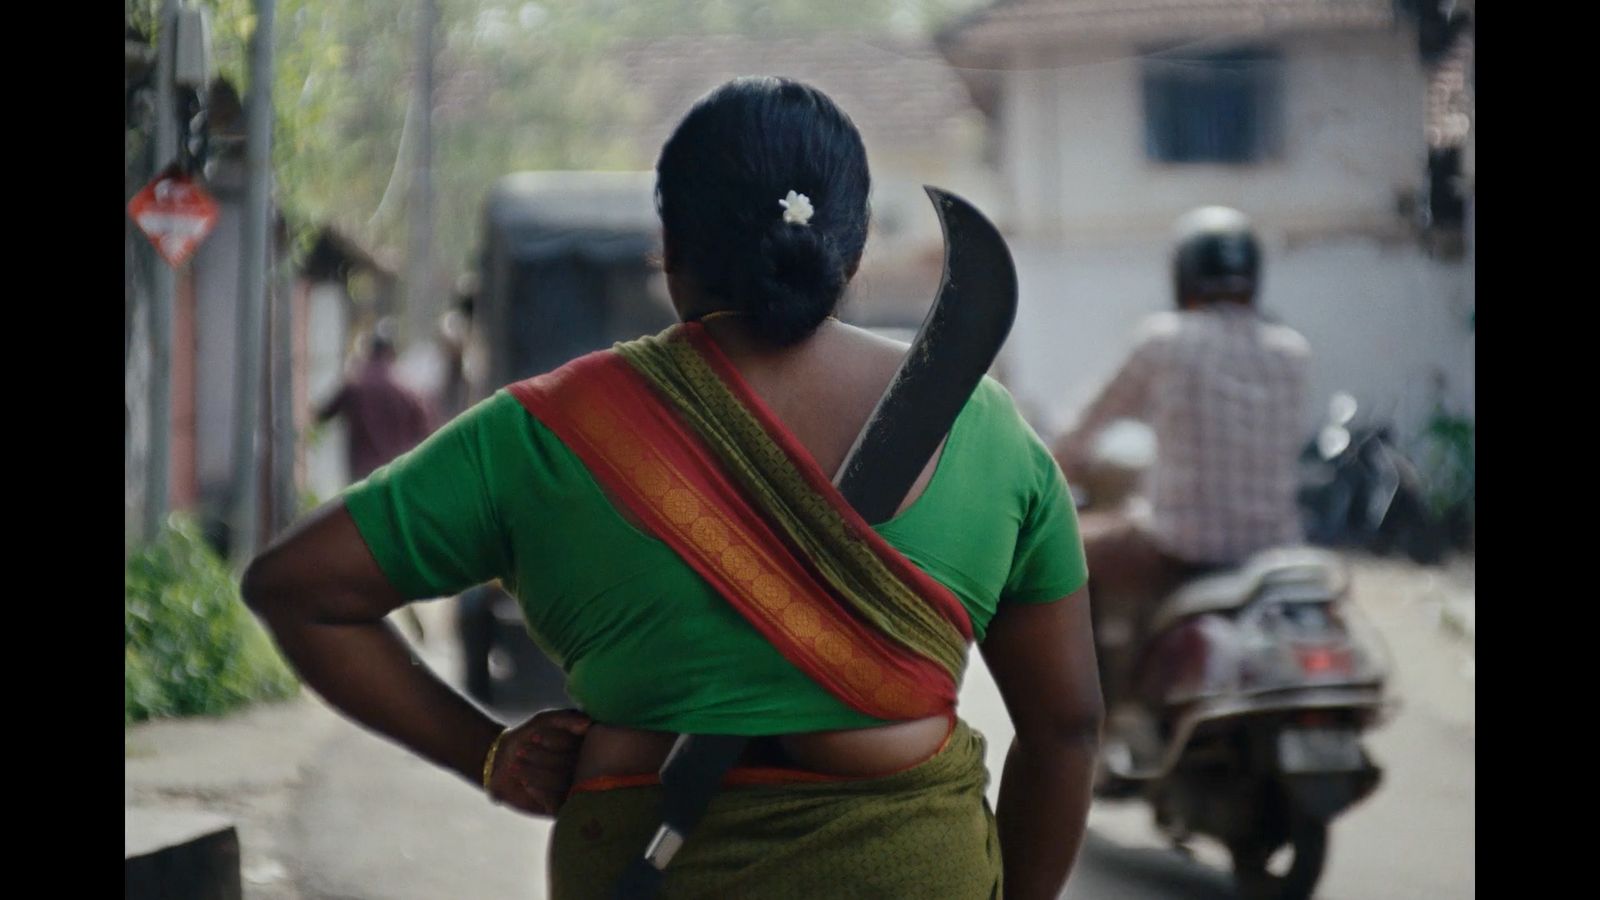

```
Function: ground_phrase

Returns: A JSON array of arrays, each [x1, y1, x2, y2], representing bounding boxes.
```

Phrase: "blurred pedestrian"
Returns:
[[315, 319, 436, 642], [316, 319, 437, 483]]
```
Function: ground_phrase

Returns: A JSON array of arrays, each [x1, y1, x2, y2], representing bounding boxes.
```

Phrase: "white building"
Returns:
[[939, 0, 1474, 441]]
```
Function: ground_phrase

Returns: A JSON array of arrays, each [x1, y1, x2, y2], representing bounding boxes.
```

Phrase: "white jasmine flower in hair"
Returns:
[[779, 190, 814, 226]]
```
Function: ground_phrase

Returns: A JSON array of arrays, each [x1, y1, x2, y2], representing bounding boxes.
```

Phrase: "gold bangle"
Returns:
[[481, 728, 510, 794]]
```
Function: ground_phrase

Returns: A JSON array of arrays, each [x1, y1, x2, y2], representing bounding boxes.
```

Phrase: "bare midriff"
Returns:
[[572, 713, 954, 785]]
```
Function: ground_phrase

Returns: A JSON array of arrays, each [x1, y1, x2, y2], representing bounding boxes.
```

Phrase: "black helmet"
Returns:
[[1172, 206, 1260, 302]]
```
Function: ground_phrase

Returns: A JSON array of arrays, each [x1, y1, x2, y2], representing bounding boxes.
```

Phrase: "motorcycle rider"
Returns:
[[1051, 206, 1311, 708]]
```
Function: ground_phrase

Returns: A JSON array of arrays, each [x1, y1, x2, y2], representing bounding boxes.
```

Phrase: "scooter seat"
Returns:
[[1149, 547, 1346, 635]]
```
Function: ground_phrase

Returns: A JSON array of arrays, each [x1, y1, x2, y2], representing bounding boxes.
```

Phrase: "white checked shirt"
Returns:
[[1061, 304, 1311, 564]]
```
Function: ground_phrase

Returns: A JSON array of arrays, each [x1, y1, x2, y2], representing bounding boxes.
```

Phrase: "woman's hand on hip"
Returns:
[[486, 708, 593, 817]]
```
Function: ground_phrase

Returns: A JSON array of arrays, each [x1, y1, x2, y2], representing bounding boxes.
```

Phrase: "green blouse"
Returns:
[[344, 374, 1087, 735]]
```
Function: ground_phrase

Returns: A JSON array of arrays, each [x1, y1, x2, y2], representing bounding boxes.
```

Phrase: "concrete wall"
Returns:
[[1000, 31, 1428, 236], [191, 195, 243, 504], [303, 281, 350, 502]]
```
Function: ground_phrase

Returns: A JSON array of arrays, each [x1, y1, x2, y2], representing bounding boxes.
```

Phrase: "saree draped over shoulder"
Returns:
[[508, 323, 1000, 897]]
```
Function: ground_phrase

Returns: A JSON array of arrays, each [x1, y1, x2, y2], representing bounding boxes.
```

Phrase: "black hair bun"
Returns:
[[656, 77, 871, 346], [745, 220, 845, 346]]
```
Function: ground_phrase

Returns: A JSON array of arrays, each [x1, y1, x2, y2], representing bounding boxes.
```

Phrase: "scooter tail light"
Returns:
[[1294, 644, 1354, 675]]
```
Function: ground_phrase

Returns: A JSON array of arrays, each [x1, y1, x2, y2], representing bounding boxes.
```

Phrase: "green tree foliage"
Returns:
[[125, 517, 299, 723], [1417, 407, 1473, 522]]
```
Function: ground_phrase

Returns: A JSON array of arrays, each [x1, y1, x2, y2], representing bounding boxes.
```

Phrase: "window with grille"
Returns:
[[1142, 47, 1284, 164]]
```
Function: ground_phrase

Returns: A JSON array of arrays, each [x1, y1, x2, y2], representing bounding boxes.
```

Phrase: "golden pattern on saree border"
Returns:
[[752, 573, 791, 610], [691, 517, 731, 553], [662, 488, 700, 525], [636, 461, 672, 499], [574, 402, 930, 719]]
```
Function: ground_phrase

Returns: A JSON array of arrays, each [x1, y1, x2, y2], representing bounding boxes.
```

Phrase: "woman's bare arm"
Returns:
[[241, 502, 586, 815], [979, 587, 1103, 899]]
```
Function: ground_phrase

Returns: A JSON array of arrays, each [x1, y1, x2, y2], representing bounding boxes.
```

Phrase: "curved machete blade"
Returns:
[[834, 186, 1019, 524]]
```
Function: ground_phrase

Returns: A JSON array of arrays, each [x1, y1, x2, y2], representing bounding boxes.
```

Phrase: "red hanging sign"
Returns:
[[128, 167, 220, 268]]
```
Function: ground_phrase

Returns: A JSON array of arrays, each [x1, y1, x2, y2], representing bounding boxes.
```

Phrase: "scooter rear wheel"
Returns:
[[1229, 817, 1328, 900]]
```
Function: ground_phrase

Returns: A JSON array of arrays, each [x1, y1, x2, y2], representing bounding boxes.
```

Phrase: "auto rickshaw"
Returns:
[[456, 171, 676, 709]]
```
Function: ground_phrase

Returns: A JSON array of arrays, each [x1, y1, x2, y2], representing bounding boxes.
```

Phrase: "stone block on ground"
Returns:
[[126, 806, 242, 900]]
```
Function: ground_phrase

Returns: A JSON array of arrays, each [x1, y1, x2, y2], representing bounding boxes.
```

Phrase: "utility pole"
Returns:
[[405, 0, 437, 343], [145, 0, 180, 543], [230, 0, 275, 567], [271, 229, 298, 536]]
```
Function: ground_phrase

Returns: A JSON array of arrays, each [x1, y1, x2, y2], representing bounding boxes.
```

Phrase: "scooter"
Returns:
[[1077, 424, 1395, 900]]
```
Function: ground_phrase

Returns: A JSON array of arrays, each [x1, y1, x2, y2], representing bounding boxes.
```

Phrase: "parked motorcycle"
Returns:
[[1297, 392, 1448, 564], [455, 583, 570, 710], [1077, 423, 1395, 900]]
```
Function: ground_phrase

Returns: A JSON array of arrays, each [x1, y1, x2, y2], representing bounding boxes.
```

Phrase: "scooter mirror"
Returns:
[[1329, 392, 1359, 426], [1317, 425, 1351, 460]]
